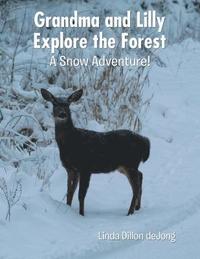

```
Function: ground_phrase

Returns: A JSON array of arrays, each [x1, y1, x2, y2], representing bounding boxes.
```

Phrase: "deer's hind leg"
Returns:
[[119, 167, 140, 215], [67, 169, 79, 206], [127, 170, 140, 215], [119, 167, 140, 216], [135, 170, 143, 211]]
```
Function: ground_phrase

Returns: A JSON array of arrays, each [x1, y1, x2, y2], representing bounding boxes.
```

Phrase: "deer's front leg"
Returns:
[[78, 172, 91, 216], [67, 170, 79, 206]]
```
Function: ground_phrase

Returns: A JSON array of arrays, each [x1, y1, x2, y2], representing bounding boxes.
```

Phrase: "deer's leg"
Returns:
[[135, 171, 143, 211], [67, 170, 79, 206], [78, 173, 91, 216], [126, 169, 140, 216]]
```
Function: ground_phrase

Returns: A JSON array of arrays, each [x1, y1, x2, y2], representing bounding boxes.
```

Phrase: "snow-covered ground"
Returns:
[[0, 39, 200, 259]]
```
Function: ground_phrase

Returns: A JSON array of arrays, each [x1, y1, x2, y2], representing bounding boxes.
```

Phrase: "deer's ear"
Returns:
[[68, 89, 83, 104], [41, 89, 56, 103]]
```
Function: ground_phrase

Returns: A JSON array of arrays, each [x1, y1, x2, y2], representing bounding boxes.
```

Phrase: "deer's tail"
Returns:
[[142, 137, 150, 162]]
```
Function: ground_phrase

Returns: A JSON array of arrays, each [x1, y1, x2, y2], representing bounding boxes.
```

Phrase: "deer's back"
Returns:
[[57, 127, 148, 174]]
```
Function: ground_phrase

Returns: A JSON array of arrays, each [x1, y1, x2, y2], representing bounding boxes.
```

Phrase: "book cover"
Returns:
[[0, 0, 199, 258]]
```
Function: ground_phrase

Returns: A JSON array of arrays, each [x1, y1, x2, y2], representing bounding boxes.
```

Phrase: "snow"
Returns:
[[0, 39, 200, 259]]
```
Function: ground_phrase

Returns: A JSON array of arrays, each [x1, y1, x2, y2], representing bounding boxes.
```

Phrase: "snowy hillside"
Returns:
[[0, 39, 200, 259]]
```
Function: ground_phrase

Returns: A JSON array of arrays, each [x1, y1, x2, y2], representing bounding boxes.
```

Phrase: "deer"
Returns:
[[41, 88, 150, 216]]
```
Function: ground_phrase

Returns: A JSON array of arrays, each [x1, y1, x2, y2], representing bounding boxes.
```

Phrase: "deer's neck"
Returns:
[[55, 118, 75, 144]]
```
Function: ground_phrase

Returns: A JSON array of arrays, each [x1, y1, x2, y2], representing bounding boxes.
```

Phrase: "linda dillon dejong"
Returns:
[[50, 55, 150, 67], [98, 231, 176, 242]]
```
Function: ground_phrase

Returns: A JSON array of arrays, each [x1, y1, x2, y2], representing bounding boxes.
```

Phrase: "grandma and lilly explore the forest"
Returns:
[[34, 10, 166, 53]]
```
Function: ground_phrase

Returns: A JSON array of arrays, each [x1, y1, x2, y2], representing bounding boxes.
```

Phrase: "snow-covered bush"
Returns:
[[0, 176, 22, 221]]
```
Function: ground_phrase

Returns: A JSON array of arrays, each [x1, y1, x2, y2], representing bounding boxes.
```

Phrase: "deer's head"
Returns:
[[41, 88, 83, 123]]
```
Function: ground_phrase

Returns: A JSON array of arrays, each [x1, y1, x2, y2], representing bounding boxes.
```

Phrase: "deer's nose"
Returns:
[[58, 111, 67, 118]]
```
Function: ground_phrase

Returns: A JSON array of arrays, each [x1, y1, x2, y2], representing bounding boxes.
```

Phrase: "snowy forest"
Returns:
[[0, 0, 200, 258]]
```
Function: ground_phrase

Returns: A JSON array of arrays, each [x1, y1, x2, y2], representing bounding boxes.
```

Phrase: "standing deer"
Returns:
[[41, 88, 150, 216]]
